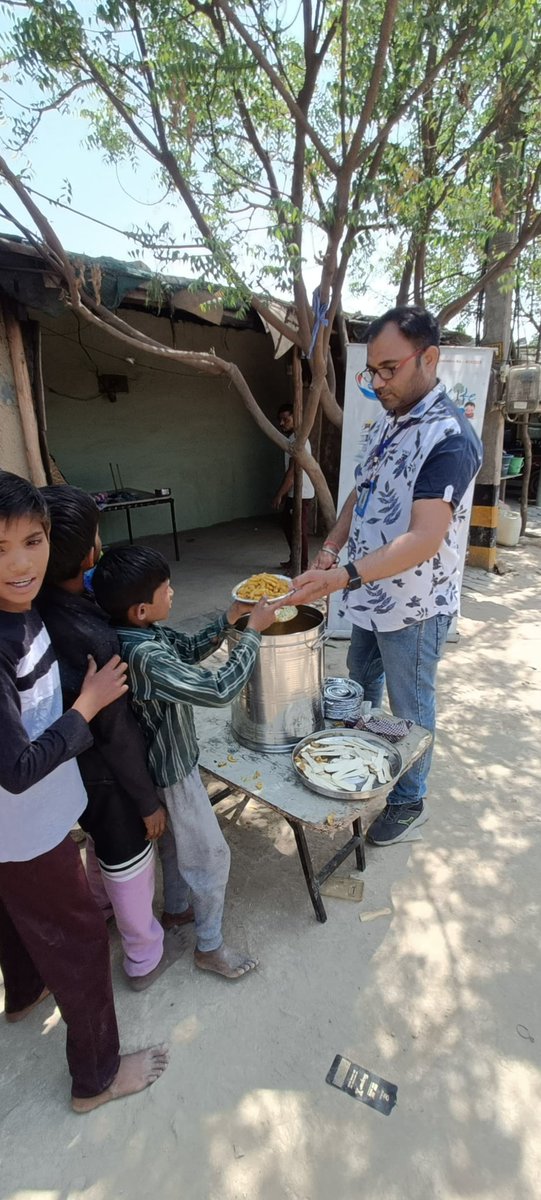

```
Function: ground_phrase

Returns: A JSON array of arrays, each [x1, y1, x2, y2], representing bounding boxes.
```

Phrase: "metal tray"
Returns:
[[292, 728, 402, 802]]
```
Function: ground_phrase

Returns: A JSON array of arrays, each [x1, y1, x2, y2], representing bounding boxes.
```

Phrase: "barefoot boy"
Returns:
[[0, 472, 168, 1110], [93, 546, 280, 980]]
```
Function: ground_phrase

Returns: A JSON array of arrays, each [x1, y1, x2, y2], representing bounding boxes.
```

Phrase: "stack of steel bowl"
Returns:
[[323, 677, 364, 722]]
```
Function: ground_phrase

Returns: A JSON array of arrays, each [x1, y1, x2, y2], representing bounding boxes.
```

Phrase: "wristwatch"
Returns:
[[344, 561, 364, 590]]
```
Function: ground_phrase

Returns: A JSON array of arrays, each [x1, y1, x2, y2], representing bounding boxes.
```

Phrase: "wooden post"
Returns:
[[470, 104, 521, 570], [31, 321, 53, 485], [310, 394, 322, 536], [519, 413, 532, 536], [291, 347, 303, 576], [2, 300, 46, 486]]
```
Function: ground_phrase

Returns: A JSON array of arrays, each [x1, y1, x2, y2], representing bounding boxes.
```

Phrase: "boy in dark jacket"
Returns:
[[39, 486, 186, 991]]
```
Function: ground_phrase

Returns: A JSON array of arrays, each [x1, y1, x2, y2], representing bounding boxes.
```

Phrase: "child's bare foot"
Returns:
[[161, 906, 194, 930], [71, 1045, 169, 1113], [127, 928, 189, 992], [5, 987, 50, 1024], [194, 944, 259, 979]]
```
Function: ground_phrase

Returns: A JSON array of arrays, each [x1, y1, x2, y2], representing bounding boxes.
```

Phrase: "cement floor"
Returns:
[[1, 515, 540, 1200]]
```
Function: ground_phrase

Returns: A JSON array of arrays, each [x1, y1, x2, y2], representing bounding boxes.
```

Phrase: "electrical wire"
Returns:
[[39, 319, 228, 383]]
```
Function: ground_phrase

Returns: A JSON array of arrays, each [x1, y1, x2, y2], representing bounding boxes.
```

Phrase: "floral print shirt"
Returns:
[[342, 384, 482, 632]]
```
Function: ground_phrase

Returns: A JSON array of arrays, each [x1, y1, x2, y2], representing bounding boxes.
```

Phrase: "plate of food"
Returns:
[[232, 572, 293, 604], [292, 729, 402, 801]]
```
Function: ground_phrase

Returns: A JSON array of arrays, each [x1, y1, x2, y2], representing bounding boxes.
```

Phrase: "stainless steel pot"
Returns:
[[227, 605, 326, 752]]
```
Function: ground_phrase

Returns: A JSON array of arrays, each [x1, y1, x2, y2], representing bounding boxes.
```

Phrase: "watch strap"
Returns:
[[344, 561, 364, 589]]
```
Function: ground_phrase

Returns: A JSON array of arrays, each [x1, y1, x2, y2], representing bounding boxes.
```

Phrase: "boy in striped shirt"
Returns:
[[94, 545, 281, 980], [0, 471, 168, 1110]]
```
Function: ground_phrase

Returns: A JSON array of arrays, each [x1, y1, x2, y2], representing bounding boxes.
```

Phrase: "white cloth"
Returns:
[[285, 434, 315, 500], [158, 767, 231, 953], [0, 616, 87, 862]]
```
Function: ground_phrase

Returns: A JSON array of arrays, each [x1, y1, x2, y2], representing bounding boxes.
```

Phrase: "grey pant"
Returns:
[[157, 767, 231, 953]]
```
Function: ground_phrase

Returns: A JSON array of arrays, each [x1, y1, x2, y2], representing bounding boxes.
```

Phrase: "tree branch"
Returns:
[[346, 0, 399, 168], [339, 0, 348, 160], [128, 1, 170, 154], [359, 22, 479, 170], [209, 0, 340, 174], [0, 155, 79, 306], [0, 153, 336, 520], [437, 211, 541, 325]]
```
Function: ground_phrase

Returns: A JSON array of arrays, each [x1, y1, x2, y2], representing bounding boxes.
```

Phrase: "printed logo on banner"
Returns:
[[448, 381, 477, 421], [355, 370, 378, 401]]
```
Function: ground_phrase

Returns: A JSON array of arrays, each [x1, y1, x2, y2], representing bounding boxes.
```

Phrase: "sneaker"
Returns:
[[367, 802, 429, 846]]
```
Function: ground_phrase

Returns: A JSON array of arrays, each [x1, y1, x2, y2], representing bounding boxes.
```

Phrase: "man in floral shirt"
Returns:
[[293, 306, 482, 845]]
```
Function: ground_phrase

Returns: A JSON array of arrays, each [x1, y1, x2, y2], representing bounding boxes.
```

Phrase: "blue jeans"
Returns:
[[347, 614, 451, 806]]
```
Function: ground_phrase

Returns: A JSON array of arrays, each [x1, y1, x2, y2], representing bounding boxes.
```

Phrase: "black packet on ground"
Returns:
[[326, 1054, 397, 1116]]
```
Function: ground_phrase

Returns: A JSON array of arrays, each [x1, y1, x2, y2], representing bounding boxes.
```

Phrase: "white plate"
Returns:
[[231, 574, 292, 604]]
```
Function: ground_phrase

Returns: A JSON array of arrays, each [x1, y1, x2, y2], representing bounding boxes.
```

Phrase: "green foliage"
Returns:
[[363, 0, 541, 322], [0, 0, 540, 328]]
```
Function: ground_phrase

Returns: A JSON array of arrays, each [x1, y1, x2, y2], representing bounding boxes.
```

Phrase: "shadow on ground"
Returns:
[[1, 524, 540, 1200]]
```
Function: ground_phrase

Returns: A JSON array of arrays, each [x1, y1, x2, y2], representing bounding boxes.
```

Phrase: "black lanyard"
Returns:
[[354, 416, 419, 518]]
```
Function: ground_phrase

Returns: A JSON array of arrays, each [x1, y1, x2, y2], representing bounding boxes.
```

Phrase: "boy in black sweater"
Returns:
[[39, 485, 188, 991]]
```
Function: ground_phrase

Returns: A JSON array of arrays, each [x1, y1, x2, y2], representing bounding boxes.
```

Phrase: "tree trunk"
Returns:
[[396, 233, 416, 305], [473, 227, 515, 570], [470, 95, 522, 571], [291, 347, 303, 576]]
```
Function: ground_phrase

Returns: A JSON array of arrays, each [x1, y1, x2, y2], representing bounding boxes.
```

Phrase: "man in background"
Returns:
[[272, 403, 315, 572]]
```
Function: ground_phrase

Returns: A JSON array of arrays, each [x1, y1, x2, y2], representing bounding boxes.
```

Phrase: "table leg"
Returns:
[[209, 787, 232, 806], [170, 499, 180, 561], [126, 507, 134, 545], [352, 817, 366, 870], [286, 818, 327, 923]]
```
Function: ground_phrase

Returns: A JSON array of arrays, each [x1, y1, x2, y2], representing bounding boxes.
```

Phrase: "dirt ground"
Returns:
[[1, 513, 540, 1200]]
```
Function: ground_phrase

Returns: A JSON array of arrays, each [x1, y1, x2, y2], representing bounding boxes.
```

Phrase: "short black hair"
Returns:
[[277, 403, 294, 415], [0, 470, 50, 531], [367, 305, 440, 350], [93, 545, 170, 621], [42, 486, 99, 585]]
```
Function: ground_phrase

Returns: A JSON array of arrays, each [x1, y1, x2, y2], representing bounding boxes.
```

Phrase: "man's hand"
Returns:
[[310, 547, 340, 570], [292, 566, 348, 606], [143, 807, 167, 841], [271, 492, 285, 511]]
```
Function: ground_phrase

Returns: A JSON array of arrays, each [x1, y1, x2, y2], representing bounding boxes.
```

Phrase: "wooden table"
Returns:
[[195, 708, 432, 923], [91, 489, 180, 560]]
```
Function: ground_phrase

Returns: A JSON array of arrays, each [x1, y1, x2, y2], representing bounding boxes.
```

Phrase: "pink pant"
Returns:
[[84, 837, 163, 978]]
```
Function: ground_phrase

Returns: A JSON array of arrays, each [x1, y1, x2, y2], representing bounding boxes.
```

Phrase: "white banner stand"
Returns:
[[327, 344, 493, 637]]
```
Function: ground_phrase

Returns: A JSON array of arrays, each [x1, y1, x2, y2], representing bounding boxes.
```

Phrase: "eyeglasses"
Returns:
[[360, 349, 421, 385]]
